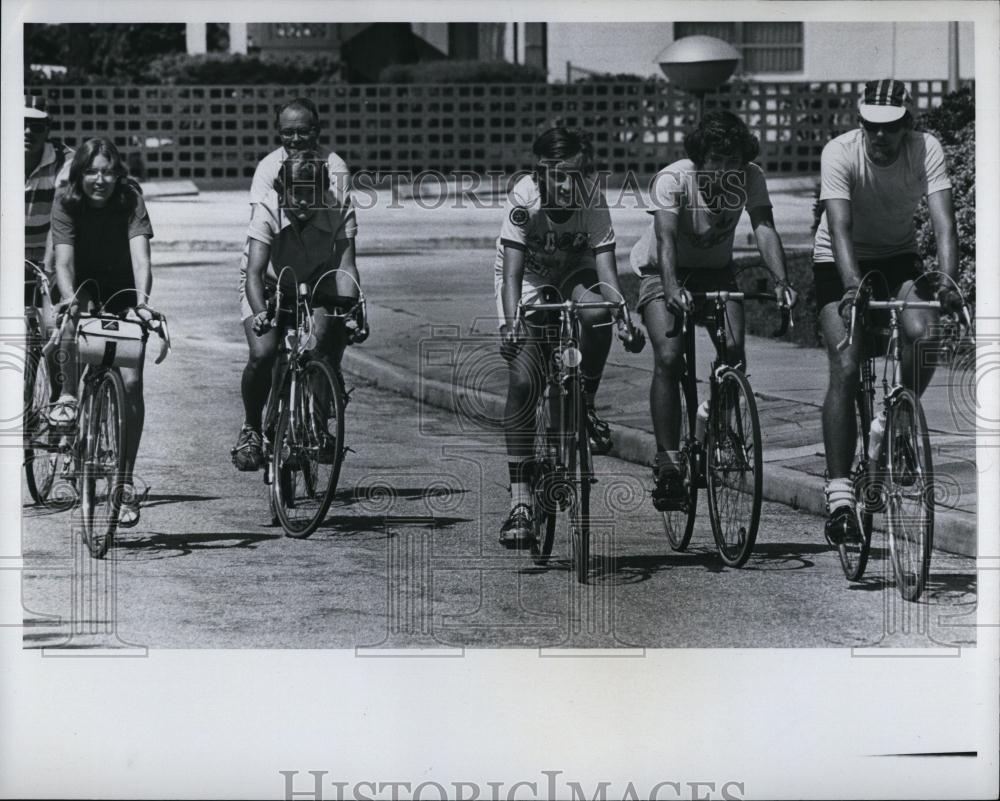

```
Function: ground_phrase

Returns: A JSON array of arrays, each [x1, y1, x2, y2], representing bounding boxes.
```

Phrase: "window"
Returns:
[[673, 22, 804, 73]]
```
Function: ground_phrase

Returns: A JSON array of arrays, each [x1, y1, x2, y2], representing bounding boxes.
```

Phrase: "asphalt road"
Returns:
[[20, 251, 977, 650]]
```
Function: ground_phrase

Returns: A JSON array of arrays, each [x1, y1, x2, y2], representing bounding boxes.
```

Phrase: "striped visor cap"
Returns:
[[858, 79, 914, 123]]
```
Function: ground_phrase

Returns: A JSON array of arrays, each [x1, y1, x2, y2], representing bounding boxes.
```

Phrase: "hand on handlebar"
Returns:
[[664, 285, 691, 317], [617, 317, 646, 354], [838, 286, 860, 329], [936, 287, 966, 316], [500, 323, 523, 363], [251, 309, 272, 336], [776, 282, 798, 310]]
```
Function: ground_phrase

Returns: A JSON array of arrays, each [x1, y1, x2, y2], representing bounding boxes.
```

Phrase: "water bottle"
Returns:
[[694, 400, 710, 444], [868, 411, 886, 462]]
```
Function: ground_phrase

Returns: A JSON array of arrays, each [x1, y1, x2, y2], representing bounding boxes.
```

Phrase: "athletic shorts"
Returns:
[[493, 264, 600, 329], [636, 266, 740, 320], [813, 253, 934, 310]]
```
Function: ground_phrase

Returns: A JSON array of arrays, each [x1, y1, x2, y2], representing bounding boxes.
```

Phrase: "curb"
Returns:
[[342, 347, 976, 558]]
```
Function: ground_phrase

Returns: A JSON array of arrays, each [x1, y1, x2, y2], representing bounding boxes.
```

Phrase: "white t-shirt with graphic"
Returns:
[[629, 159, 772, 274], [813, 129, 951, 262], [494, 174, 616, 282]]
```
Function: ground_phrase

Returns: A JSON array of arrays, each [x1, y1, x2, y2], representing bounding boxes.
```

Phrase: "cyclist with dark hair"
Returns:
[[496, 126, 641, 547], [232, 152, 361, 471], [630, 110, 795, 510], [814, 79, 960, 546]]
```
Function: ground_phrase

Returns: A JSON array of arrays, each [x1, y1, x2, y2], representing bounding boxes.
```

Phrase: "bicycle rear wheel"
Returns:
[[840, 389, 877, 581], [272, 359, 346, 538], [706, 368, 762, 568], [529, 385, 558, 565], [661, 375, 698, 550], [886, 390, 934, 601], [79, 372, 126, 559]]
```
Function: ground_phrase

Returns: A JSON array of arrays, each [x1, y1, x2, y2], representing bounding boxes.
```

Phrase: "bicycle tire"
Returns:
[[23, 341, 57, 504], [839, 389, 877, 581], [661, 375, 698, 550], [706, 368, 762, 568], [273, 359, 345, 538], [569, 384, 591, 584], [79, 371, 126, 559], [886, 390, 934, 602], [529, 385, 557, 565]]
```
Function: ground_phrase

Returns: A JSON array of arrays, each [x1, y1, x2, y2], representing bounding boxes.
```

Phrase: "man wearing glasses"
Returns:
[[231, 96, 359, 471], [813, 79, 961, 546]]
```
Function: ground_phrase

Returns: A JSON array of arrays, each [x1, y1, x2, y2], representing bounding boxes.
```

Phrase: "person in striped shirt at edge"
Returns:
[[24, 94, 73, 399]]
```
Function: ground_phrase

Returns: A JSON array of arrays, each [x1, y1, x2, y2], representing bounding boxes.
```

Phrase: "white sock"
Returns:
[[825, 477, 854, 513]]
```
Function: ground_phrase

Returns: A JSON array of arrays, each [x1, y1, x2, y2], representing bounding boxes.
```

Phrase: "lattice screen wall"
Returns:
[[27, 80, 964, 182]]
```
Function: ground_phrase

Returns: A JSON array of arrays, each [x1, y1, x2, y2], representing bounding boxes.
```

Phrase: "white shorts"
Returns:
[[493, 262, 600, 329]]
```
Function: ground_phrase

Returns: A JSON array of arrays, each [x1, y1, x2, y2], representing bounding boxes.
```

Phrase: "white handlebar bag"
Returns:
[[76, 316, 147, 369]]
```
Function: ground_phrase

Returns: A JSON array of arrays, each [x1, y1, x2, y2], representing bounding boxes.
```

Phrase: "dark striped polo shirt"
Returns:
[[25, 140, 73, 258]]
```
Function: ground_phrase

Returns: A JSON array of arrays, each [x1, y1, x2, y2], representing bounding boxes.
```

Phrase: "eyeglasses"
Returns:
[[279, 127, 318, 139], [82, 169, 121, 180], [861, 118, 906, 134]]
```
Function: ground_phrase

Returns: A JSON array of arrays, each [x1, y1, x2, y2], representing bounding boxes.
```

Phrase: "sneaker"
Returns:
[[231, 425, 263, 472], [117, 483, 141, 528], [824, 505, 860, 547], [498, 503, 535, 549], [586, 406, 613, 455], [652, 462, 688, 512]]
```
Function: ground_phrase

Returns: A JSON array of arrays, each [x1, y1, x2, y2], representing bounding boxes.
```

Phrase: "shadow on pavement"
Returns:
[[111, 530, 280, 559], [317, 515, 472, 535], [142, 493, 223, 509]]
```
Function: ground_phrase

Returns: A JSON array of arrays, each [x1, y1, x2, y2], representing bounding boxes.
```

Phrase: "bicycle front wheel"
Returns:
[[529, 385, 557, 565], [706, 368, 762, 568], [840, 389, 877, 581], [661, 376, 698, 551], [886, 389, 934, 601], [79, 371, 126, 559], [272, 359, 346, 538]]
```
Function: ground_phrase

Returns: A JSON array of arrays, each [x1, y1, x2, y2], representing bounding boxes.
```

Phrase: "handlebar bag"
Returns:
[[76, 316, 147, 369]]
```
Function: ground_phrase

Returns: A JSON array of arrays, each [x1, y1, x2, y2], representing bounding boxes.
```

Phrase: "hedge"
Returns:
[[914, 88, 976, 303], [378, 59, 546, 84]]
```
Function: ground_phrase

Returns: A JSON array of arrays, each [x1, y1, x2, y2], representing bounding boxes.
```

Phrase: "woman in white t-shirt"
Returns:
[[496, 127, 642, 548]]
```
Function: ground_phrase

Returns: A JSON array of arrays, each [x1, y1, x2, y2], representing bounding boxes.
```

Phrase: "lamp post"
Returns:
[[655, 35, 741, 119]]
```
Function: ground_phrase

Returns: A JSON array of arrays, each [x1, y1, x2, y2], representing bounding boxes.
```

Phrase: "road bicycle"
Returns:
[[837, 277, 973, 601], [42, 285, 171, 558], [23, 259, 69, 506], [259, 267, 368, 539], [661, 289, 789, 568], [513, 286, 643, 584]]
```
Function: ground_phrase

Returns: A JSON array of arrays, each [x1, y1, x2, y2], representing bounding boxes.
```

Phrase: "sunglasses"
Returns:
[[279, 127, 318, 139], [861, 117, 906, 134], [24, 120, 48, 133]]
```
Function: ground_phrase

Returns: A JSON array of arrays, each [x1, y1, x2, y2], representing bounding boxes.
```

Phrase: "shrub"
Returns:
[[378, 59, 546, 84], [914, 89, 975, 303], [141, 52, 343, 85]]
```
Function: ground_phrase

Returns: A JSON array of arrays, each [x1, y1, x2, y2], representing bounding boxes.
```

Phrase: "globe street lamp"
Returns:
[[656, 35, 741, 119]]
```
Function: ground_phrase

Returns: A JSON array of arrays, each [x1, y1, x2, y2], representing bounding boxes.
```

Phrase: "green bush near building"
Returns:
[[141, 52, 343, 84]]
